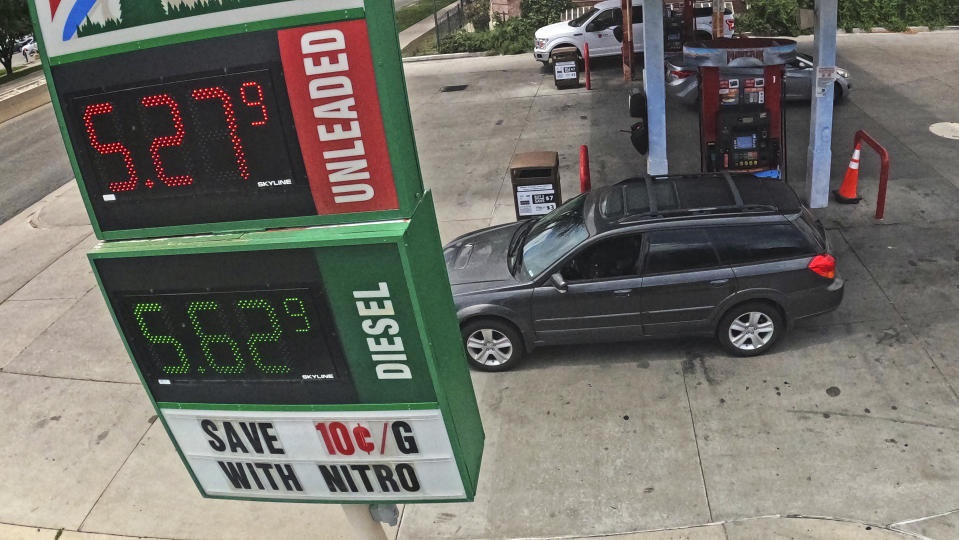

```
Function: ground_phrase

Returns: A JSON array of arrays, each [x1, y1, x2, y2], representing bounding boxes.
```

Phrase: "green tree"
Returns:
[[519, 0, 571, 28], [0, 0, 31, 76], [119, 0, 166, 27], [465, 0, 491, 31], [737, 0, 799, 36]]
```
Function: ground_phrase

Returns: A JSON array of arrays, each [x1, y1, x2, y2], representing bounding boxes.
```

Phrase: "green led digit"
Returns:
[[187, 300, 245, 375], [237, 298, 290, 375], [133, 302, 190, 374], [283, 297, 312, 333]]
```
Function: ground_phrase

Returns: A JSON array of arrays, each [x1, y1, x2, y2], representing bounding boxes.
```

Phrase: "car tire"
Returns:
[[461, 318, 524, 372], [717, 302, 784, 357], [628, 90, 646, 118], [833, 82, 844, 103]]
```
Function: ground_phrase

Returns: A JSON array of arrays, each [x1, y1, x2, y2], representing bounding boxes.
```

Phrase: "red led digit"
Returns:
[[141, 93, 194, 188], [82, 102, 139, 192], [191, 86, 249, 180], [240, 81, 268, 126]]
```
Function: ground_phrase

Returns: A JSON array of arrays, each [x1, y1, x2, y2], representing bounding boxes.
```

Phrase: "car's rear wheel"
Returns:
[[717, 302, 783, 356], [834, 81, 844, 103], [461, 319, 524, 372]]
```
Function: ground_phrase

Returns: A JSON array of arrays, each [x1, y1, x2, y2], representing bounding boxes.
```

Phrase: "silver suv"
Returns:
[[444, 173, 843, 371]]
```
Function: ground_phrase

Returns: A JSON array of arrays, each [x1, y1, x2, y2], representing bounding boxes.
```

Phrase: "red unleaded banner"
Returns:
[[278, 21, 399, 215]]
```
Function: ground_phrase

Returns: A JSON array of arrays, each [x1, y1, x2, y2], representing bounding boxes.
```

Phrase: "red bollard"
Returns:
[[583, 43, 591, 90], [580, 145, 591, 192]]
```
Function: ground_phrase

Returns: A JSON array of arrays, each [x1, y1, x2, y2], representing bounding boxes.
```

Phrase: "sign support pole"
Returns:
[[642, 0, 668, 175], [804, 0, 838, 208], [342, 504, 389, 540]]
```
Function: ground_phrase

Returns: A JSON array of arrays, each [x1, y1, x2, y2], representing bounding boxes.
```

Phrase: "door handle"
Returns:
[[613, 289, 632, 296], [709, 279, 730, 287]]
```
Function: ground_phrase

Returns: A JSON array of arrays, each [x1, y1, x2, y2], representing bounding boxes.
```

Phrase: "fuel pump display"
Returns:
[[715, 75, 776, 171], [684, 38, 796, 180]]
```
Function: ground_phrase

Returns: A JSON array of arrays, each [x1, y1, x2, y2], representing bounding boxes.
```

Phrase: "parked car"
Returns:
[[21, 40, 39, 58], [444, 173, 843, 371], [665, 53, 852, 104], [14, 35, 34, 50], [533, 0, 734, 63]]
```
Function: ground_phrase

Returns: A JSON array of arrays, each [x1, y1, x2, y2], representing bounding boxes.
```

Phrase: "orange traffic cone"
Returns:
[[834, 143, 863, 204]]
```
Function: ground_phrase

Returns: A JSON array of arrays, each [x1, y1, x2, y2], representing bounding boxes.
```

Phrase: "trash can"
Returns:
[[551, 46, 579, 89], [509, 151, 562, 220]]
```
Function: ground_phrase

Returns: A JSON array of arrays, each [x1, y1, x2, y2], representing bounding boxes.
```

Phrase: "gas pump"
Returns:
[[683, 39, 797, 179]]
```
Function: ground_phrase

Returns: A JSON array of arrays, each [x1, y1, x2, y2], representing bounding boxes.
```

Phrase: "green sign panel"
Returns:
[[90, 194, 484, 502], [30, 0, 425, 240]]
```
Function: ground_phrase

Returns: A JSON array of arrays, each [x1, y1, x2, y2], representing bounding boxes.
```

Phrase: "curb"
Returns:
[[403, 51, 490, 63], [0, 84, 51, 124]]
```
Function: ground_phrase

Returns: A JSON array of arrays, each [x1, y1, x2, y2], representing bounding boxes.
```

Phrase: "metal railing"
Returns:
[[560, 5, 594, 22], [854, 130, 891, 220], [433, 0, 467, 42]]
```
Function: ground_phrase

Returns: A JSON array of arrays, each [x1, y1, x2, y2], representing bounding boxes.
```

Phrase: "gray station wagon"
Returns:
[[444, 173, 843, 371]]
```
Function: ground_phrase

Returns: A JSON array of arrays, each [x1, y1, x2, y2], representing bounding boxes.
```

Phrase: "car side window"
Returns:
[[632, 6, 643, 23], [643, 228, 721, 275], [710, 224, 817, 265], [589, 9, 621, 31], [562, 234, 643, 281]]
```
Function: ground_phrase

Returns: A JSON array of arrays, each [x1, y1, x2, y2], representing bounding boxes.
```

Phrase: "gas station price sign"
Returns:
[[90, 195, 484, 502], [29, 0, 423, 239]]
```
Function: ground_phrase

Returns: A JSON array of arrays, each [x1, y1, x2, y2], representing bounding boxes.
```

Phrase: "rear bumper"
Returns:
[[665, 77, 699, 104], [789, 276, 845, 323]]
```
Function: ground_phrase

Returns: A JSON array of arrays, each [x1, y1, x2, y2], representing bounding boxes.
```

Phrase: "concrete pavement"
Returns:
[[1, 32, 958, 540]]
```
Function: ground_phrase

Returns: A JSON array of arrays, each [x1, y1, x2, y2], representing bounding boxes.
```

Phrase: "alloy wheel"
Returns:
[[728, 311, 775, 351], [465, 328, 513, 367]]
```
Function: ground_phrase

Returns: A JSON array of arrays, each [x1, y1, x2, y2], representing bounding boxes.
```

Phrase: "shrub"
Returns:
[[465, 0, 491, 31], [519, 0, 572, 28], [736, 0, 800, 36], [439, 30, 491, 53], [436, 0, 571, 56], [741, 0, 958, 35], [487, 15, 538, 54]]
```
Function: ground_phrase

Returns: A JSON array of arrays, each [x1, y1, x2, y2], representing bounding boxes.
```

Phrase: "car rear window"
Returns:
[[709, 224, 817, 265], [644, 228, 721, 274]]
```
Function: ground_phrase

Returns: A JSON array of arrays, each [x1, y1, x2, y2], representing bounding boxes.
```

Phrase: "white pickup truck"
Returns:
[[533, 0, 734, 62]]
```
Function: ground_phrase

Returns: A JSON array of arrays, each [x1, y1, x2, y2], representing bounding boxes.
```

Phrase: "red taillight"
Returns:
[[808, 254, 836, 279], [671, 69, 695, 79]]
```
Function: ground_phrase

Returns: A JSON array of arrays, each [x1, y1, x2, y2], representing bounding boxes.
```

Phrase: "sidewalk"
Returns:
[[0, 515, 936, 539], [398, 1, 461, 50]]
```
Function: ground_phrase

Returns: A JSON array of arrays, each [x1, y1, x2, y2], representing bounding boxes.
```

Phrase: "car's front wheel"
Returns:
[[717, 302, 784, 356], [461, 318, 524, 372]]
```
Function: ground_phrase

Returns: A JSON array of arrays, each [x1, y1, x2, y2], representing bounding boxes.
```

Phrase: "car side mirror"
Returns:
[[612, 25, 623, 42], [550, 272, 568, 292]]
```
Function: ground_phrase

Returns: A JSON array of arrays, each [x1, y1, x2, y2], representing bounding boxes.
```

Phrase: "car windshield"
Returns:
[[519, 194, 589, 278], [570, 8, 598, 26]]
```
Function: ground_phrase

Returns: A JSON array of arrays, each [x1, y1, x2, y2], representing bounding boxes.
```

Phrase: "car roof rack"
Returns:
[[597, 172, 792, 227]]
